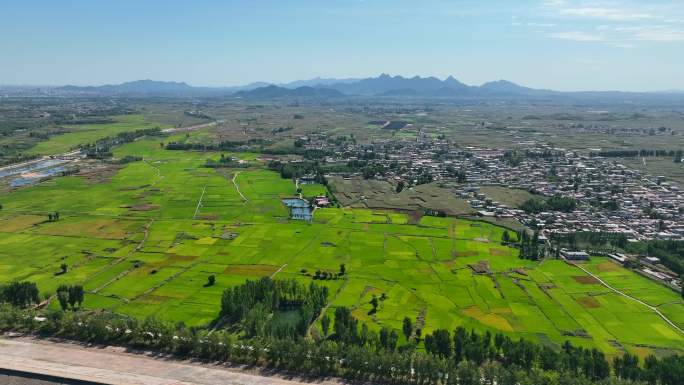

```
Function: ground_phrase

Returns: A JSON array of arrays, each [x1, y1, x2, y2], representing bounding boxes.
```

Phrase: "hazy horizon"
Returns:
[[2, 0, 684, 92], [4, 74, 684, 94]]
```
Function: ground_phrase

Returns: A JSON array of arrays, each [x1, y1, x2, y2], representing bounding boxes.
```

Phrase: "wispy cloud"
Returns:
[[548, 30, 605, 41], [548, 24, 684, 44], [614, 25, 684, 41], [557, 6, 652, 21], [539, 0, 684, 46], [527, 22, 557, 28]]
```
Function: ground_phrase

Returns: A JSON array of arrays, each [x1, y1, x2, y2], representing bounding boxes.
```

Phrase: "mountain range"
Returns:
[[45, 75, 684, 101]]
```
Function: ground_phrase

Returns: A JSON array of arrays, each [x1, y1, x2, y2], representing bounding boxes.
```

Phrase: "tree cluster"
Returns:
[[519, 231, 541, 260], [521, 195, 576, 214], [220, 278, 328, 338], [56, 284, 84, 311], [0, 281, 40, 307]]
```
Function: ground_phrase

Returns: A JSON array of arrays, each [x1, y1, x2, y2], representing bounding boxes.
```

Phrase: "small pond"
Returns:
[[282, 198, 313, 221]]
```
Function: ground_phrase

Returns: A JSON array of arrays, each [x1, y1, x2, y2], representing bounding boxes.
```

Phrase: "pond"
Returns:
[[282, 198, 313, 221]]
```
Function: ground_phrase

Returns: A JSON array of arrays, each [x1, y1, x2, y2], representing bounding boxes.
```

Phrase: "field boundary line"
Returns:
[[232, 171, 248, 202], [571, 262, 684, 335], [133, 261, 200, 301], [91, 219, 154, 294], [143, 159, 164, 186], [270, 263, 288, 279], [308, 278, 350, 337], [193, 185, 207, 219]]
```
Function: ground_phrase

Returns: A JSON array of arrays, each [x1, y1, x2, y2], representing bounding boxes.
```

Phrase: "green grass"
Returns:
[[0, 135, 682, 357], [479, 186, 541, 208], [28, 115, 168, 156]]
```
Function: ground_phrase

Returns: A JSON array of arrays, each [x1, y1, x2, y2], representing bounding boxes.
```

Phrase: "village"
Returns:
[[293, 130, 684, 291]]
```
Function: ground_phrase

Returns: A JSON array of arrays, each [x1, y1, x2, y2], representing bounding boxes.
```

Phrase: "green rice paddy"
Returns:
[[28, 115, 167, 156], [0, 135, 682, 357]]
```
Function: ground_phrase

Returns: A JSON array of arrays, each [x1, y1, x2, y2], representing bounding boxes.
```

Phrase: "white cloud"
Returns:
[[540, 1, 684, 45], [527, 22, 557, 27], [548, 30, 605, 41], [615, 25, 684, 41], [558, 7, 652, 21], [607, 42, 636, 48]]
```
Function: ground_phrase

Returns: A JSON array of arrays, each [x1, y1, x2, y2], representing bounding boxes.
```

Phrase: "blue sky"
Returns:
[[1, 0, 683, 91]]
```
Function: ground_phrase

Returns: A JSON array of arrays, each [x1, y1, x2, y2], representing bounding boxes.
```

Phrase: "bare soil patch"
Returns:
[[78, 164, 122, 184], [577, 296, 601, 308], [573, 275, 600, 285], [130, 203, 159, 211]]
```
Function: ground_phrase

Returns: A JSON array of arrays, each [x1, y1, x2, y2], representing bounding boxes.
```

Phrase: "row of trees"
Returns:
[[0, 281, 40, 307], [590, 149, 680, 158], [83, 127, 162, 159], [625, 240, 684, 276], [552, 232, 629, 252], [518, 230, 542, 260], [2, 302, 682, 385], [423, 328, 610, 381], [3, 279, 684, 385], [520, 195, 577, 214], [168, 138, 268, 151]]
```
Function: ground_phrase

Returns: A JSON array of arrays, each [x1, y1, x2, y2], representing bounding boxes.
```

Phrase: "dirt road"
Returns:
[[0, 336, 339, 385]]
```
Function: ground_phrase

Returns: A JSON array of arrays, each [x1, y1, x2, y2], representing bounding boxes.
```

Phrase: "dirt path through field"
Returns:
[[571, 262, 684, 335], [232, 172, 248, 202]]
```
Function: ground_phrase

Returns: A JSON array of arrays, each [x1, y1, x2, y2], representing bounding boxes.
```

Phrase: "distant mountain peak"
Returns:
[[47, 74, 670, 100], [234, 85, 343, 99]]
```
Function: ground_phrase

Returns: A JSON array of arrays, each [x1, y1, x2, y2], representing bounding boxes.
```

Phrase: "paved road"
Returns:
[[0, 337, 339, 385], [161, 121, 217, 134]]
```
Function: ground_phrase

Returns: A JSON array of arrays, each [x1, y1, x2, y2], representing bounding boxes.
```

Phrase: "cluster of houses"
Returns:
[[462, 152, 684, 242], [298, 132, 684, 242], [290, 131, 684, 290]]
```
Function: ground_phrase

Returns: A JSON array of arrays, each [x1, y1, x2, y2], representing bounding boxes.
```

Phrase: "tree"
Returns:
[[59, 263, 68, 275], [402, 317, 413, 341], [321, 314, 330, 337], [333, 306, 357, 343], [244, 303, 269, 337], [370, 295, 379, 314], [56, 285, 69, 311], [380, 327, 389, 349], [206, 275, 216, 287], [456, 360, 480, 385], [67, 285, 84, 309], [339, 264, 346, 276], [425, 329, 451, 358], [388, 330, 398, 351], [454, 326, 467, 362]]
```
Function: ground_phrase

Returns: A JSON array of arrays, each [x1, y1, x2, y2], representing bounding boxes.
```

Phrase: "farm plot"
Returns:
[[0, 136, 682, 356]]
